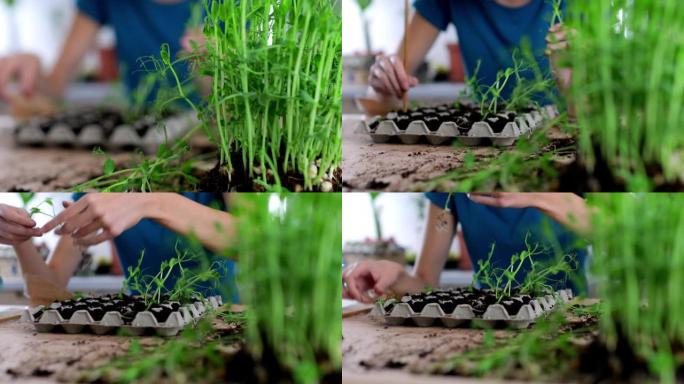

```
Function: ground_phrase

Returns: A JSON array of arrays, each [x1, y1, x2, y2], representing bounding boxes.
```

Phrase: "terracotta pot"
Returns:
[[447, 43, 466, 83], [98, 47, 119, 82]]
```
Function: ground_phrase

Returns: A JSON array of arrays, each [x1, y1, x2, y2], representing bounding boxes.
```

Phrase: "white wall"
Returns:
[[342, 0, 458, 73], [342, 193, 459, 255], [0, 193, 112, 262], [0, 0, 76, 70]]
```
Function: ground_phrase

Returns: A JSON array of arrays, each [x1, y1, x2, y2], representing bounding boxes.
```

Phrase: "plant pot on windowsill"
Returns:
[[343, 238, 406, 265]]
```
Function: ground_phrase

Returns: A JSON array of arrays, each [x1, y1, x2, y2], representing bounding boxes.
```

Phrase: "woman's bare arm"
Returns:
[[367, 12, 440, 110], [45, 11, 101, 98], [412, 203, 456, 288], [14, 236, 84, 289]]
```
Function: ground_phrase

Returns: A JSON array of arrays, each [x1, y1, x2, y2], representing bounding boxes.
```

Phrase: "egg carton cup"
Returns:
[[355, 105, 559, 147], [20, 296, 222, 337], [370, 289, 572, 330], [15, 111, 199, 154]]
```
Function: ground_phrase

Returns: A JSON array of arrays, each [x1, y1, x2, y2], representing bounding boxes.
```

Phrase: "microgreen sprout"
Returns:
[[459, 48, 556, 119], [550, 0, 563, 27], [566, 2, 684, 189], [469, 234, 577, 302], [233, 193, 341, 382], [78, 0, 342, 192], [588, 193, 684, 382], [122, 243, 220, 310], [28, 198, 55, 219]]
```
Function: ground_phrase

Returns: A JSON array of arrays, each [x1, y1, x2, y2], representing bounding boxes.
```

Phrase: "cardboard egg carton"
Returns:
[[370, 289, 573, 330], [20, 296, 222, 337], [355, 105, 558, 147], [14, 109, 199, 154]]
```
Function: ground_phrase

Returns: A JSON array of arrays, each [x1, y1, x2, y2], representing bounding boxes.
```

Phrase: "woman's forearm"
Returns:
[[14, 236, 82, 289], [413, 203, 456, 288], [45, 12, 100, 98], [146, 193, 235, 254], [535, 194, 592, 236]]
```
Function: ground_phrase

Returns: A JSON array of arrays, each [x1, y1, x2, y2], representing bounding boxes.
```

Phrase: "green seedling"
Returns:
[[77, 0, 342, 192], [420, 116, 572, 192], [588, 193, 684, 382], [122, 242, 220, 310], [550, 0, 563, 27], [232, 193, 341, 383], [469, 233, 577, 302], [28, 198, 55, 219], [88, 316, 245, 383], [429, 309, 597, 380], [566, 2, 684, 189], [458, 48, 556, 119]]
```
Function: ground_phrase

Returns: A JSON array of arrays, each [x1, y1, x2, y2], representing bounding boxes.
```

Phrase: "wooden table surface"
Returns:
[[0, 318, 150, 383], [342, 306, 528, 384], [342, 114, 576, 192], [0, 116, 131, 192]]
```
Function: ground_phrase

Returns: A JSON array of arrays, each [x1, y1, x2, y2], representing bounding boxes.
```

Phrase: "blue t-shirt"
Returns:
[[77, 0, 196, 99], [414, 0, 561, 101], [426, 193, 587, 294], [74, 193, 238, 303]]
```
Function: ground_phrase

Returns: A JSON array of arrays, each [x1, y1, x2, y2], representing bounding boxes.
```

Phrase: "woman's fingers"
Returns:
[[72, 229, 113, 247], [348, 265, 375, 303], [0, 204, 36, 228], [55, 208, 98, 236], [373, 269, 397, 296], [378, 57, 403, 97], [370, 66, 393, 96], [71, 219, 105, 239], [389, 55, 411, 91], [41, 199, 88, 234], [0, 218, 40, 237], [0, 54, 41, 99], [369, 54, 416, 98]]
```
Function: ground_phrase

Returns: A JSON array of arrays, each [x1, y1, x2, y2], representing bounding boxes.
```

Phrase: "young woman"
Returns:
[[0, 0, 202, 104], [343, 193, 589, 303], [368, 0, 570, 111], [0, 193, 237, 301]]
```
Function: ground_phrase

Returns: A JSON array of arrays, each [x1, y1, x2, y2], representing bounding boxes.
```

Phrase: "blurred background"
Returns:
[[342, 0, 465, 113], [0, 193, 122, 307], [0, 0, 122, 108], [342, 193, 473, 291]]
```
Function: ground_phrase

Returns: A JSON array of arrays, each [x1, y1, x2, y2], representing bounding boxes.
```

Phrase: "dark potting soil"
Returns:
[[222, 338, 341, 384], [578, 324, 655, 382], [557, 143, 684, 192], [385, 288, 532, 317], [197, 153, 342, 192], [382, 104, 516, 134], [35, 294, 185, 324], [18, 108, 162, 144]]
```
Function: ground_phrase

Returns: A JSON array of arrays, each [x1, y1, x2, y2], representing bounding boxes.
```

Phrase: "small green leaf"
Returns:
[[104, 158, 116, 176]]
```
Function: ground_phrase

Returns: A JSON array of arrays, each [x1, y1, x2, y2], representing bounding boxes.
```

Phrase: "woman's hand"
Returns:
[[468, 193, 591, 235], [180, 28, 207, 55], [0, 53, 42, 100], [546, 24, 572, 93], [0, 204, 41, 246], [40, 194, 154, 246], [343, 260, 407, 304], [368, 54, 419, 99]]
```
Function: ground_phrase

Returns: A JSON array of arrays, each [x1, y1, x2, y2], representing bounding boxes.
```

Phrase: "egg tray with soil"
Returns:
[[370, 287, 573, 330], [355, 103, 557, 147], [20, 294, 223, 337], [14, 108, 198, 154]]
